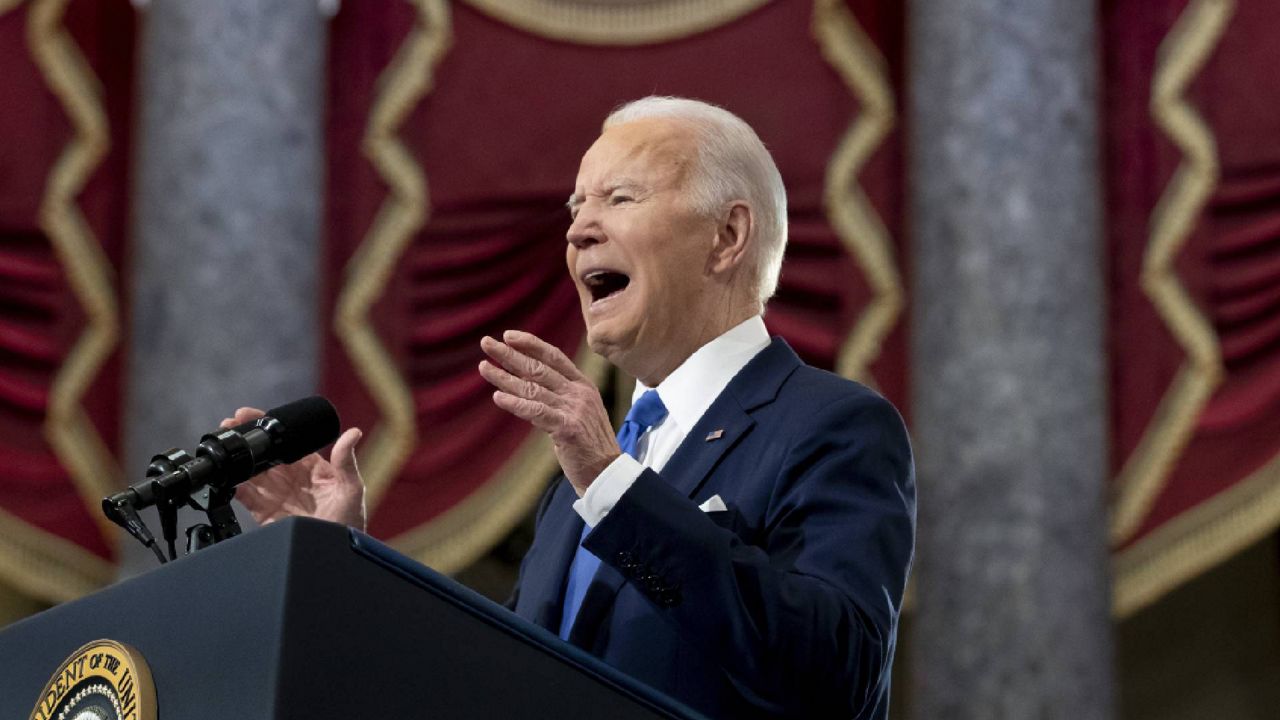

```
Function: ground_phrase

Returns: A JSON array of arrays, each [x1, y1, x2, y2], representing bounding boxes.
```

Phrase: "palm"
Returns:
[[239, 456, 329, 520], [223, 407, 366, 529]]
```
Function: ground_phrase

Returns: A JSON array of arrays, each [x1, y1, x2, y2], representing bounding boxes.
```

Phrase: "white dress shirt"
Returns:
[[573, 315, 772, 526]]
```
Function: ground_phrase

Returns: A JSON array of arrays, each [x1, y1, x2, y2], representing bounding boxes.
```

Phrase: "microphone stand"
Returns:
[[183, 482, 244, 548], [205, 483, 244, 542], [146, 448, 208, 562], [107, 448, 248, 565]]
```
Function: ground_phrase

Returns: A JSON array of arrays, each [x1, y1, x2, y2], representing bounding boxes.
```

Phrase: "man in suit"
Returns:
[[232, 97, 914, 719]]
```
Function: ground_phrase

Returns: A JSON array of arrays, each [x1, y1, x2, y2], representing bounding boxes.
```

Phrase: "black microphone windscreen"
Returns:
[[265, 396, 341, 463]]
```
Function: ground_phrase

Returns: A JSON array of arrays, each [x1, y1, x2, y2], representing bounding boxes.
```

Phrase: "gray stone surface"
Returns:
[[122, 0, 326, 575], [907, 0, 1114, 717]]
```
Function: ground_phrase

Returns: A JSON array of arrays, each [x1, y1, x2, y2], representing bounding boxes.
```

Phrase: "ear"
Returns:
[[708, 202, 752, 276]]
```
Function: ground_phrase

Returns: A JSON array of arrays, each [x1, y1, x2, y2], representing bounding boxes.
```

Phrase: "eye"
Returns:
[[608, 192, 634, 206]]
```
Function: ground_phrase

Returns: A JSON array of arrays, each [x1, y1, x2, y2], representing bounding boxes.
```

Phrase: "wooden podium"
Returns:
[[0, 517, 703, 719]]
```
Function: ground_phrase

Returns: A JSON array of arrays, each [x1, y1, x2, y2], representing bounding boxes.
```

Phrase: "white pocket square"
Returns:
[[698, 495, 728, 513]]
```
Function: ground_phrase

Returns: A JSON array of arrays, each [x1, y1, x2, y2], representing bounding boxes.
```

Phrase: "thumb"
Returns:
[[331, 427, 363, 475]]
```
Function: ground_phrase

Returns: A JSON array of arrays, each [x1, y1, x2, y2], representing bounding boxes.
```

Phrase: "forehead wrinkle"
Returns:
[[601, 176, 644, 192], [574, 119, 699, 204], [620, 132, 694, 189]]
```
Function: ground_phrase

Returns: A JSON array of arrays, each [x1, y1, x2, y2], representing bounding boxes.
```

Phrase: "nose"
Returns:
[[566, 205, 602, 250]]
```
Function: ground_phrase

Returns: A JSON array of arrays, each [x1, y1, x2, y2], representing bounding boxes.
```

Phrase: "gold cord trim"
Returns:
[[811, 0, 901, 384], [393, 348, 609, 573], [335, 0, 451, 510], [1114, 452, 1280, 616], [26, 0, 122, 557], [0, 507, 113, 604], [1109, 0, 1233, 545], [459, 0, 769, 46]]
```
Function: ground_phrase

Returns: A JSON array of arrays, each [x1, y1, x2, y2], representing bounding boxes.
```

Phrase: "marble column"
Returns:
[[123, 0, 327, 574], [907, 0, 1114, 717]]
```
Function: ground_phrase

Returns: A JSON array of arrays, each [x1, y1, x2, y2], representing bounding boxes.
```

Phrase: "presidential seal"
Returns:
[[28, 640, 156, 720]]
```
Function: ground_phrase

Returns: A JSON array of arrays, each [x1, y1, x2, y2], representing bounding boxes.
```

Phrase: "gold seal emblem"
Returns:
[[28, 639, 157, 720]]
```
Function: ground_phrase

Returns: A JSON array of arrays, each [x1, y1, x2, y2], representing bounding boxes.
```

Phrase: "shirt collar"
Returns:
[[634, 315, 771, 435]]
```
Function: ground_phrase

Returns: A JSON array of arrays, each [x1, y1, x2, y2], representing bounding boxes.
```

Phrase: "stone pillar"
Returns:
[[122, 0, 327, 574], [907, 0, 1114, 717]]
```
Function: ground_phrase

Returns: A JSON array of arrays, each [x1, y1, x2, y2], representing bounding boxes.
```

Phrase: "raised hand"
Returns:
[[222, 406, 367, 530], [479, 330, 620, 496]]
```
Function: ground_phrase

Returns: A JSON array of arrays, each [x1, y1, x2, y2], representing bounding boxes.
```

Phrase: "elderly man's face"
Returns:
[[566, 119, 726, 384]]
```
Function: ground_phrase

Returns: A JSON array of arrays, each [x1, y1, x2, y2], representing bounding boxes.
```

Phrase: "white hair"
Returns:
[[604, 96, 788, 305]]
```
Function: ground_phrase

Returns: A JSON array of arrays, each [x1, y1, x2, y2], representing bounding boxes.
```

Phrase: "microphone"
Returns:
[[102, 396, 340, 520]]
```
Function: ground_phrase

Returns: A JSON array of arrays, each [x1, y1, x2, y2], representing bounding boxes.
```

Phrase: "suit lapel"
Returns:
[[661, 401, 754, 499], [663, 337, 801, 498]]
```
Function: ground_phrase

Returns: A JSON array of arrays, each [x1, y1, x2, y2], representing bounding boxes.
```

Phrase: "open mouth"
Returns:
[[582, 270, 631, 303]]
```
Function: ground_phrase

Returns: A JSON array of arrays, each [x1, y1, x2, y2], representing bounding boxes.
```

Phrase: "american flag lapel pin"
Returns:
[[705, 429, 724, 441]]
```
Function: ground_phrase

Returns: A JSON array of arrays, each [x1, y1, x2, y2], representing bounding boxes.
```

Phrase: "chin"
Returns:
[[585, 325, 619, 361], [584, 321, 637, 369]]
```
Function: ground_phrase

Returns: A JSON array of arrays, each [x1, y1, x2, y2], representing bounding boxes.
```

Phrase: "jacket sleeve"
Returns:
[[581, 392, 916, 717]]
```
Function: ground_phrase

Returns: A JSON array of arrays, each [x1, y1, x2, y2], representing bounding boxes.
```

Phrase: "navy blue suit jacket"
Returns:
[[509, 338, 916, 719]]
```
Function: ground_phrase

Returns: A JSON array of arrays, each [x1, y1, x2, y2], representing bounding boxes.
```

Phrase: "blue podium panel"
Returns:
[[0, 518, 701, 719]]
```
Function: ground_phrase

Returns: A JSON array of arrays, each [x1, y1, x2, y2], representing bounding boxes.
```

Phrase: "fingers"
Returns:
[[330, 428, 363, 476], [481, 335, 571, 391], [480, 331, 608, 448], [235, 481, 281, 524], [235, 481, 266, 510], [501, 330, 586, 382], [478, 359, 561, 407], [492, 390, 563, 433], [221, 407, 266, 428]]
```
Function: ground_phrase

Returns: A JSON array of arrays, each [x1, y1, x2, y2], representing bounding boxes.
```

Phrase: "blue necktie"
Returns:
[[558, 389, 668, 639]]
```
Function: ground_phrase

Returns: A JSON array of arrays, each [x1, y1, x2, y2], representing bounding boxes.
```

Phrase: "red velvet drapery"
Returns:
[[1104, 0, 1280, 612], [0, 0, 1275, 614], [0, 0, 134, 600]]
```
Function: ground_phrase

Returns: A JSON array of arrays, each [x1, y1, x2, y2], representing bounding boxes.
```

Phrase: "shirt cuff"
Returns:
[[573, 453, 644, 527]]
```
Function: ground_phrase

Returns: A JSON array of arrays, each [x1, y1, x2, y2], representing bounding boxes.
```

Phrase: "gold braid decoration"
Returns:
[[0, 0, 123, 603], [1110, 0, 1257, 617], [30, 0, 121, 536], [811, 0, 901, 384], [335, 0, 451, 510], [459, 0, 769, 46], [1109, 0, 1233, 546], [394, 349, 610, 572], [1115, 452, 1280, 617], [0, 508, 112, 603]]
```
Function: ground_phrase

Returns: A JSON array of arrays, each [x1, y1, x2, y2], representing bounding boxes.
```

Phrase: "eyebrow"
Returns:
[[606, 177, 644, 193], [566, 178, 647, 215]]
